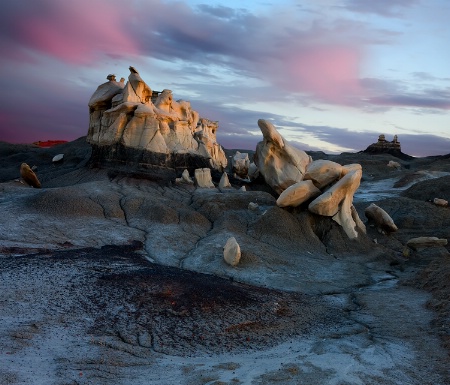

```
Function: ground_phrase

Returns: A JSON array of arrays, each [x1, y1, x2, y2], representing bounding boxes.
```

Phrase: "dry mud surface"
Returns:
[[1, 140, 450, 384]]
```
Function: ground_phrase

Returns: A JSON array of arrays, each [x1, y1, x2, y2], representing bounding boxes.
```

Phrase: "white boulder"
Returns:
[[223, 237, 241, 266]]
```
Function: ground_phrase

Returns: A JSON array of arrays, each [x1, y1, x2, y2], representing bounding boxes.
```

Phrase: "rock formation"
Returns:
[[232, 151, 250, 179], [223, 237, 241, 266], [363, 134, 412, 160], [276, 180, 321, 208], [195, 168, 215, 188], [365, 203, 398, 234], [406, 236, 448, 250], [20, 163, 41, 188], [254, 119, 312, 194], [87, 67, 227, 179]]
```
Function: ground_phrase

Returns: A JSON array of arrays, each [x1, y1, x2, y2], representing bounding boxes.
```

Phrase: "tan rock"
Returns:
[[223, 237, 241, 266], [195, 168, 215, 188], [406, 237, 448, 250], [20, 163, 41, 188], [304, 160, 343, 189], [255, 119, 311, 194], [276, 180, 321, 208], [387, 160, 401, 169], [364, 203, 398, 233], [248, 162, 259, 180], [309, 169, 363, 239], [433, 198, 448, 207], [175, 169, 194, 184]]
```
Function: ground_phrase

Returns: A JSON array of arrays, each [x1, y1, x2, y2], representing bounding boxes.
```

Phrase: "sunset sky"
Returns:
[[0, 0, 449, 156]]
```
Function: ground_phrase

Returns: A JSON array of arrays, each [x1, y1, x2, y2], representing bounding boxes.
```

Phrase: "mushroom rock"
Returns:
[[254, 119, 312, 194], [86, 67, 228, 180], [308, 169, 363, 239], [232, 151, 250, 178], [406, 237, 448, 250], [195, 168, 215, 188], [304, 160, 343, 189], [364, 203, 398, 234], [223, 237, 241, 266], [20, 163, 41, 188], [276, 180, 321, 208]]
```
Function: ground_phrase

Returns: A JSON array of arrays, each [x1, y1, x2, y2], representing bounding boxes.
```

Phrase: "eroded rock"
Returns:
[[223, 237, 241, 266], [276, 180, 321, 208], [407, 236, 448, 250], [365, 203, 398, 233], [304, 160, 343, 189], [20, 163, 41, 188], [195, 168, 215, 188]]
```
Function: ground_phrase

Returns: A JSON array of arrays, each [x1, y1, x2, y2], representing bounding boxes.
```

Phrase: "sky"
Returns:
[[0, 0, 449, 156]]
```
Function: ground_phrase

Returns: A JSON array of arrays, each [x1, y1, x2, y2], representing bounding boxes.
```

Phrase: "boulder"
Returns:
[[254, 119, 311, 194], [387, 160, 401, 169], [248, 162, 259, 180], [433, 198, 448, 207], [276, 180, 321, 208], [195, 168, 215, 188], [175, 169, 194, 184], [304, 160, 343, 189], [20, 163, 41, 188], [248, 202, 259, 211], [52, 154, 64, 163], [232, 151, 250, 178], [364, 203, 398, 233], [223, 237, 241, 266], [406, 237, 448, 250]]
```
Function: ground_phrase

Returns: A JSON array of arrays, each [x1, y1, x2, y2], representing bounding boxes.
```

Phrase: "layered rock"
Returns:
[[87, 67, 227, 178], [363, 134, 412, 160]]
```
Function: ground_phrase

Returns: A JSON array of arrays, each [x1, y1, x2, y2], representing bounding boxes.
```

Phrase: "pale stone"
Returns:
[[309, 169, 363, 239], [176, 169, 194, 184], [195, 168, 215, 188], [255, 119, 312, 194], [223, 237, 241, 266], [232, 151, 250, 178], [276, 180, 321, 208], [304, 160, 343, 189], [219, 172, 232, 189], [248, 162, 259, 180], [52, 154, 64, 163], [88, 78, 125, 111], [406, 237, 448, 250], [364, 203, 398, 233], [248, 202, 259, 211], [433, 198, 448, 207], [340, 163, 362, 177], [387, 160, 401, 169], [239, 186, 246, 191]]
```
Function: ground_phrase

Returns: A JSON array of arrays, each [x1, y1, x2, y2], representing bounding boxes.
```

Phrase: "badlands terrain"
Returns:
[[0, 137, 449, 385]]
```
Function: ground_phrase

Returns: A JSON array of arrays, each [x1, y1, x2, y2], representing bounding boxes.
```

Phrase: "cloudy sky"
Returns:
[[1, 0, 449, 156]]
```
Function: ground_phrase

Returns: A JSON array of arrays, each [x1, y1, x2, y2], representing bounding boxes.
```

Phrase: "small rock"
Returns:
[[387, 160, 401, 169], [175, 169, 194, 184], [52, 154, 64, 163], [433, 198, 448, 207], [406, 237, 448, 250], [20, 163, 41, 188], [223, 237, 241, 266], [195, 168, 214, 188], [219, 172, 232, 189], [248, 202, 259, 211], [239, 186, 246, 191], [364, 203, 398, 233]]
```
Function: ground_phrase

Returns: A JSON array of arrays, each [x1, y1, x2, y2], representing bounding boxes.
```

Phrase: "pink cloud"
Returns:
[[11, 0, 140, 64]]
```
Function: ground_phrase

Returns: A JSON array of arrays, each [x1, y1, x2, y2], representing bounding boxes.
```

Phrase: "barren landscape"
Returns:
[[1, 137, 449, 385]]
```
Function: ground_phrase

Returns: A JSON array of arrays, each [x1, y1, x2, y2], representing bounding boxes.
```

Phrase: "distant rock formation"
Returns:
[[87, 67, 227, 179], [363, 134, 413, 160]]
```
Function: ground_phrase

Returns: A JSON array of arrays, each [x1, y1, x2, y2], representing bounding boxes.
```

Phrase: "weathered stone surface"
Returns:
[[276, 180, 321, 208], [433, 198, 448, 207], [407, 236, 448, 250], [304, 160, 343, 189], [223, 237, 241, 266], [195, 168, 215, 188], [254, 119, 311, 194], [219, 172, 231, 189], [365, 203, 398, 233], [175, 169, 194, 184], [87, 67, 227, 175], [20, 163, 41, 188], [232, 151, 250, 178]]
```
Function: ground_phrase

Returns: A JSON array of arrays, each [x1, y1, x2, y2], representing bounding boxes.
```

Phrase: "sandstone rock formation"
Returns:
[[365, 203, 398, 233], [232, 151, 250, 179], [20, 163, 41, 188], [87, 67, 227, 178], [304, 160, 343, 190], [223, 237, 241, 266], [195, 168, 215, 188], [219, 172, 232, 189], [175, 169, 194, 184], [254, 119, 311, 194], [363, 134, 412, 160], [433, 198, 448, 207], [276, 180, 321, 208]]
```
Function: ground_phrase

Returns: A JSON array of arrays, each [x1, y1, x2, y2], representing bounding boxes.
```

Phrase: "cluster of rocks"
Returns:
[[87, 67, 227, 178]]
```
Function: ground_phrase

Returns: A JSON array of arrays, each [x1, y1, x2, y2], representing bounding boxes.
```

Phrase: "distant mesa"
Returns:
[[363, 134, 413, 160], [86, 67, 227, 180], [33, 140, 68, 148]]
